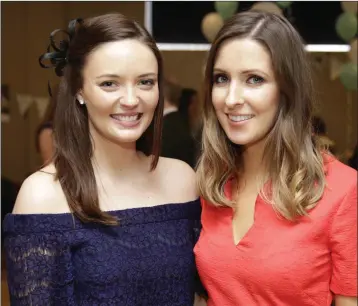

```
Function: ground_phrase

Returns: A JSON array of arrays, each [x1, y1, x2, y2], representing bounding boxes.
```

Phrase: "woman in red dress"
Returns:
[[195, 11, 357, 306]]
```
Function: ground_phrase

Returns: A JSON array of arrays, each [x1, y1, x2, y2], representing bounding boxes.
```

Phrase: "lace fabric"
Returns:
[[4, 200, 202, 306]]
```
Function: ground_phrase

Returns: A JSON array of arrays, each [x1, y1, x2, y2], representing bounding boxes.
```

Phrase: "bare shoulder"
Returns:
[[156, 157, 198, 202], [12, 164, 69, 214]]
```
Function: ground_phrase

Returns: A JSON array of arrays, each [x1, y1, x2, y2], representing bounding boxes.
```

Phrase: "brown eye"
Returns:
[[138, 79, 155, 86], [100, 81, 115, 87]]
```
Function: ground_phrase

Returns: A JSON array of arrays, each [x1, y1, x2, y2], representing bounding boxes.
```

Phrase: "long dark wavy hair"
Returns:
[[39, 13, 164, 225]]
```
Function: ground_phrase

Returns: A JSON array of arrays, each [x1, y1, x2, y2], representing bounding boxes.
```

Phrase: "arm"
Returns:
[[4, 230, 75, 306], [335, 296, 357, 306], [194, 294, 208, 306], [4, 172, 75, 305], [329, 182, 357, 303], [193, 198, 208, 304]]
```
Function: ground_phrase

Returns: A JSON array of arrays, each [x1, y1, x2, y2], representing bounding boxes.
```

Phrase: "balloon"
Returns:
[[214, 1, 239, 20], [349, 39, 357, 64], [341, 1, 358, 13], [201, 12, 224, 43], [335, 12, 357, 42], [276, 2, 292, 9], [250, 2, 283, 16], [339, 63, 358, 91]]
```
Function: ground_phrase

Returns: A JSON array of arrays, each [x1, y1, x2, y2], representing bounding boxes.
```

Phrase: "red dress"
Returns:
[[194, 157, 357, 305]]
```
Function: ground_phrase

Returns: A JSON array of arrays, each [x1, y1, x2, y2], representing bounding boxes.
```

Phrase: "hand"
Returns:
[[194, 293, 207, 306]]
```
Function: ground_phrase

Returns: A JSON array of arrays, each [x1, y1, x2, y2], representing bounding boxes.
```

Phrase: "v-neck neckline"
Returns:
[[231, 194, 260, 246], [225, 177, 262, 247]]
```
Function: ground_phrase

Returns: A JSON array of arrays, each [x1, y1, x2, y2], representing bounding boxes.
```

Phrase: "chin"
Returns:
[[225, 132, 248, 145], [225, 129, 252, 144], [228, 138, 249, 146], [111, 121, 151, 139], [228, 133, 267, 149], [114, 132, 144, 143]]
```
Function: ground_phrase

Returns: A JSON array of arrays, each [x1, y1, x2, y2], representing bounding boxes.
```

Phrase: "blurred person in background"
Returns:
[[35, 85, 58, 164], [179, 87, 199, 130], [179, 87, 203, 166], [161, 79, 196, 168], [312, 115, 336, 154], [348, 143, 358, 170]]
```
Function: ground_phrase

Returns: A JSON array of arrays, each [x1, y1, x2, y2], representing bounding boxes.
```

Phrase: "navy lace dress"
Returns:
[[3, 200, 202, 306]]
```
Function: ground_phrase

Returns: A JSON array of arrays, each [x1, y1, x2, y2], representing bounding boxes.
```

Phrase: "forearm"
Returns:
[[335, 295, 358, 306]]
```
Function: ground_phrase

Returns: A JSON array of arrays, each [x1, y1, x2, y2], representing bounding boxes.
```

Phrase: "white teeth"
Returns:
[[112, 114, 139, 121], [228, 115, 254, 122]]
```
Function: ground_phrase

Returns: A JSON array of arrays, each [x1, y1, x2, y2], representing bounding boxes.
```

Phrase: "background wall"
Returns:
[[1, 1, 357, 183]]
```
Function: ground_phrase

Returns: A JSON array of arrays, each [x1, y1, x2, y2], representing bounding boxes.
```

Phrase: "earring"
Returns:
[[77, 96, 85, 105]]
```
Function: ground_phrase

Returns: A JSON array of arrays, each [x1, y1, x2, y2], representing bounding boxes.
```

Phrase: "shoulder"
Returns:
[[156, 157, 198, 201], [157, 157, 196, 182], [12, 164, 70, 215], [325, 155, 357, 192], [318, 156, 357, 220]]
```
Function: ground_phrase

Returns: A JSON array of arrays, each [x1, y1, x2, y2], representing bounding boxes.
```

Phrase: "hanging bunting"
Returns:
[[34, 96, 50, 120], [16, 94, 33, 117]]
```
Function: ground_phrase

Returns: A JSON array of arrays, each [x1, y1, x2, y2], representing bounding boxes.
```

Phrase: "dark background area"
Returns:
[[152, 1, 350, 44]]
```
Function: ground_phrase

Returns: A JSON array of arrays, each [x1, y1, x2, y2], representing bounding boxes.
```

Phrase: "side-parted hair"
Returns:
[[39, 13, 164, 225], [196, 11, 326, 220]]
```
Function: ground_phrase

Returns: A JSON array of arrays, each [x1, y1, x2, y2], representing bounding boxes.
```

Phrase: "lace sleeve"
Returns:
[[193, 218, 202, 245], [193, 210, 208, 299], [4, 231, 75, 306]]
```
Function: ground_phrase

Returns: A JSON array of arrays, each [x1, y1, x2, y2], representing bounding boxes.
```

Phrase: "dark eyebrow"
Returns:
[[241, 69, 270, 78], [96, 73, 157, 79], [96, 74, 119, 79], [213, 68, 226, 73], [138, 73, 157, 78], [213, 68, 270, 78]]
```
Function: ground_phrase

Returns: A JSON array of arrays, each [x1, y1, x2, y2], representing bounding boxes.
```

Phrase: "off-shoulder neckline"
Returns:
[[3, 199, 201, 234], [7, 198, 200, 217]]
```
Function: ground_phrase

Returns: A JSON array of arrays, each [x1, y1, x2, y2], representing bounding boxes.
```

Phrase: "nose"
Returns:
[[119, 85, 139, 108], [225, 80, 245, 108]]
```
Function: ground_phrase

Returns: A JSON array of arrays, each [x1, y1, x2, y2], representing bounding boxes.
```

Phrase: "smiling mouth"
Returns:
[[110, 113, 143, 122], [228, 114, 254, 122]]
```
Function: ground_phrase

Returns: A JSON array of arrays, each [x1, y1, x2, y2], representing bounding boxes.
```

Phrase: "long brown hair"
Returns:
[[196, 11, 326, 220], [40, 13, 164, 225]]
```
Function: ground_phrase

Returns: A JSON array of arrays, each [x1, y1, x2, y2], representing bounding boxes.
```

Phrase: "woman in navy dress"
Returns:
[[4, 13, 202, 306]]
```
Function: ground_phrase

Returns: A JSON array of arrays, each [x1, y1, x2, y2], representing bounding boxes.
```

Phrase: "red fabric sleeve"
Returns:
[[329, 182, 357, 297]]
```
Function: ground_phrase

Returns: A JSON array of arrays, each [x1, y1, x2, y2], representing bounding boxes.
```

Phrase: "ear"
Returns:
[[76, 93, 85, 105]]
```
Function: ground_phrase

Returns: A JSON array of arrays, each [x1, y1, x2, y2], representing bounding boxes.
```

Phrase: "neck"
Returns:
[[89, 125, 144, 183], [241, 139, 267, 182]]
